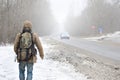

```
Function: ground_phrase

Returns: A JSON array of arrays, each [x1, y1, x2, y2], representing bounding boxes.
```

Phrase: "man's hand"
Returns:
[[40, 55, 44, 60]]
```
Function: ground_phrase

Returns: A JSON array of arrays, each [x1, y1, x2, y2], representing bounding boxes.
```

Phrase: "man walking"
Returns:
[[14, 20, 44, 80]]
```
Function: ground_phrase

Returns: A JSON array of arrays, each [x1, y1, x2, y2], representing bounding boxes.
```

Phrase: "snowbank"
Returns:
[[84, 31, 120, 43]]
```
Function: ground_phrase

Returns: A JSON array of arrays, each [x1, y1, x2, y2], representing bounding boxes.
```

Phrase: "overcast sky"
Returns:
[[48, 0, 87, 23]]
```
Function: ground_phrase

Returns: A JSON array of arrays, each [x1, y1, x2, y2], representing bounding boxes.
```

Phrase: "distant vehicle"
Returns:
[[60, 32, 70, 39]]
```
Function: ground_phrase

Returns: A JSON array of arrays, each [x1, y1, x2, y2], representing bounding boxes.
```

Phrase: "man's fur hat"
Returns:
[[23, 20, 32, 29]]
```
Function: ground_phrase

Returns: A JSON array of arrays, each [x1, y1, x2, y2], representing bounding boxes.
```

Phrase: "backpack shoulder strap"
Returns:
[[31, 32, 34, 46]]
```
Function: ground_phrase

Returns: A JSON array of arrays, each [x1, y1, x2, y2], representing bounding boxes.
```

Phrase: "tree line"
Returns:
[[65, 0, 120, 36], [0, 0, 56, 44]]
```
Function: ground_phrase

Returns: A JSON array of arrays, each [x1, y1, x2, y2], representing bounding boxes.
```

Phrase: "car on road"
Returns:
[[60, 32, 70, 39]]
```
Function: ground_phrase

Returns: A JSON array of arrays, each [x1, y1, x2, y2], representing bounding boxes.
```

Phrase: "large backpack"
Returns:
[[17, 32, 36, 61]]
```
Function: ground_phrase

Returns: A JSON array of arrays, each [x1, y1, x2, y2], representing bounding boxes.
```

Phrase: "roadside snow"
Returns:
[[0, 45, 89, 80], [84, 31, 120, 42]]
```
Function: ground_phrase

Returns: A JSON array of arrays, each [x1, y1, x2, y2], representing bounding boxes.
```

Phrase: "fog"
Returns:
[[49, 0, 87, 23], [65, 0, 120, 36], [48, 0, 87, 34], [0, 0, 120, 43], [48, 0, 120, 36]]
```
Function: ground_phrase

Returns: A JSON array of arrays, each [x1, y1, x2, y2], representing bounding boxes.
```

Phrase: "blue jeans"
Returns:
[[19, 62, 33, 80]]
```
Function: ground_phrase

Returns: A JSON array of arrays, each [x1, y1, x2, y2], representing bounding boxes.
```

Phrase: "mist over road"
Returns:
[[53, 37, 120, 61]]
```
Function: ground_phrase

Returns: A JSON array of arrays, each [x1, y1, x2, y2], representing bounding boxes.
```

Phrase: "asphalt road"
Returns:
[[54, 37, 120, 61]]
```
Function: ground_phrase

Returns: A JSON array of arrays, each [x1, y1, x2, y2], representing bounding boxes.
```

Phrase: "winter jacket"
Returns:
[[14, 20, 44, 63]]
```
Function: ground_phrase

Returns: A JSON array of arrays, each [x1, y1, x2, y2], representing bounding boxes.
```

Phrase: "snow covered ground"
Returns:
[[84, 31, 120, 43], [1, 31, 119, 80], [0, 44, 89, 80]]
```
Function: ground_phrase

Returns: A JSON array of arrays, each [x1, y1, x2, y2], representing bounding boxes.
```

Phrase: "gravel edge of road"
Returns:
[[44, 38, 120, 80]]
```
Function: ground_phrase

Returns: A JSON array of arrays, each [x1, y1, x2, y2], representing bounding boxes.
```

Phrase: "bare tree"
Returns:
[[65, 0, 120, 36], [0, 0, 56, 44]]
